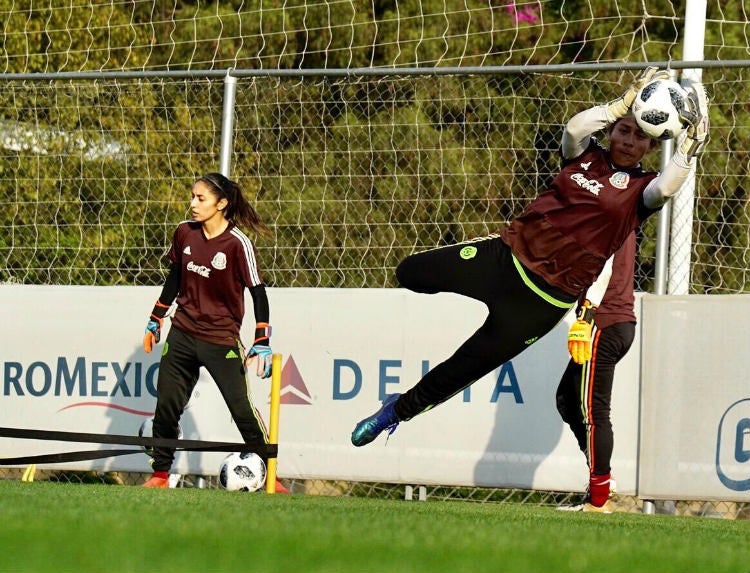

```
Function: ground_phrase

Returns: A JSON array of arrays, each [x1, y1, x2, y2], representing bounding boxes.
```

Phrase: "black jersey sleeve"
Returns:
[[248, 283, 270, 324], [157, 262, 181, 306]]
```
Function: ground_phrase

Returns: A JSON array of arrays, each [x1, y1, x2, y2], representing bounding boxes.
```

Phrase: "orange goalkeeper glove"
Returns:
[[143, 300, 170, 353], [567, 300, 596, 365]]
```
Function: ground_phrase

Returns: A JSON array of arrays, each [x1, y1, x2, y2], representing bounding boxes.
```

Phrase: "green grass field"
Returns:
[[1, 480, 748, 573]]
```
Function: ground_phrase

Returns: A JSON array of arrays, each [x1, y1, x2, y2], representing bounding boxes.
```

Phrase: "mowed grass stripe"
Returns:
[[0, 480, 748, 572]]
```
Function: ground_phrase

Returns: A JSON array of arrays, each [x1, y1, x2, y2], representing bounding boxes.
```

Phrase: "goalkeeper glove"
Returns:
[[568, 300, 596, 365], [606, 66, 670, 122], [245, 322, 272, 378], [246, 344, 272, 378], [678, 82, 709, 159], [143, 300, 170, 353]]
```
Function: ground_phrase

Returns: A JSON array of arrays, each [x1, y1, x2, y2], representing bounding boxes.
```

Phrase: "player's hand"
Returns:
[[607, 66, 671, 121], [143, 317, 163, 353], [143, 299, 171, 353], [679, 82, 709, 158], [246, 344, 272, 378], [567, 301, 596, 365]]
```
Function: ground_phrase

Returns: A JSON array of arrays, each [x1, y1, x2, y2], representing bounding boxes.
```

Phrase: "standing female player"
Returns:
[[351, 68, 709, 449], [557, 231, 638, 512], [141, 172, 288, 493]]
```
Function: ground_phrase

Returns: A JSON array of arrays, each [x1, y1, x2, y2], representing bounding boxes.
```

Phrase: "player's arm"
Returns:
[[246, 284, 273, 379], [142, 262, 180, 353], [643, 82, 709, 209], [561, 105, 609, 160], [248, 283, 270, 336], [583, 255, 614, 309], [239, 237, 274, 378], [567, 255, 614, 365]]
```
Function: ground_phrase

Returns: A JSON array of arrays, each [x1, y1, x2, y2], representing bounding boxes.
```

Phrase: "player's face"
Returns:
[[190, 180, 227, 225], [608, 116, 656, 169]]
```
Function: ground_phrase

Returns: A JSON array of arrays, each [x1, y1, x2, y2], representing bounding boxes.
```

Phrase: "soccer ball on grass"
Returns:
[[219, 452, 267, 492], [631, 78, 689, 140]]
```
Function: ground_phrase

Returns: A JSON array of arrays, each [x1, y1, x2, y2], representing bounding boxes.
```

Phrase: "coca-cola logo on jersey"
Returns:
[[570, 172, 604, 196], [186, 261, 211, 278]]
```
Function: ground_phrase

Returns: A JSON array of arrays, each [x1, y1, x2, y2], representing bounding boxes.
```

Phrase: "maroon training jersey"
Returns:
[[596, 231, 637, 329], [501, 139, 658, 296], [167, 221, 264, 346]]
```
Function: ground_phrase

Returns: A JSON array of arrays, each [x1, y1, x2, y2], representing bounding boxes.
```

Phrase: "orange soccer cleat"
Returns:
[[143, 473, 169, 488], [274, 479, 291, 494]]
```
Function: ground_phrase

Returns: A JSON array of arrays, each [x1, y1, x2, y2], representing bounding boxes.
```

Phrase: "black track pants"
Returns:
[[555, 321, 635, 476], [393, 235, 576, 420], [150, 326, 268, 472]]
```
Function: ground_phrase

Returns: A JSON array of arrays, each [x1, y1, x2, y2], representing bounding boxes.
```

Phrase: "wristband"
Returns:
[[577, 301, 596, 323], [150, 300, 171, 320], [254, 322, 272, 344]]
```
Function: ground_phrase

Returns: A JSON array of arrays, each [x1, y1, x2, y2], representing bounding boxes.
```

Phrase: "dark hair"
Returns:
[[198, 173, 271, 237], [608, 116, 659, 149]]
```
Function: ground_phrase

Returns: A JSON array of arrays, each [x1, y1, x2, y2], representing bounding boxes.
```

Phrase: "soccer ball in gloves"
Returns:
[[632, 78, 689, 140], [219, 452, 267, 492]]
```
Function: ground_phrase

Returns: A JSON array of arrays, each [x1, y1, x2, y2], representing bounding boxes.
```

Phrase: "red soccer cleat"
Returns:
[[143, 475, 169, 488], [274, 479, 291, 494]]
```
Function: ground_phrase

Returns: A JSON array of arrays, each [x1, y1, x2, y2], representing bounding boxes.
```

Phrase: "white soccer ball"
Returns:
[[219, 452, 267, 492], [631, 78, 689, 140], [138, 416, 182, 457]]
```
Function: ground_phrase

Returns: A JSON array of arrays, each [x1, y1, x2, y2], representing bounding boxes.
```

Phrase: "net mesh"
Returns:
[[1, 70, 748, 294], [0, 2, 687, 72]]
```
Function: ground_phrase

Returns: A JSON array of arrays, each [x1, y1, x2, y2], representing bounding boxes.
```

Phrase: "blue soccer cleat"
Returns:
[[351, 393, 401, 447]]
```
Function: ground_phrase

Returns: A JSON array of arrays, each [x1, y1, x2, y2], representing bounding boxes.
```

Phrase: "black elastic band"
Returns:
[[0, 426, 277, 465], [2, 449, 151, 465]]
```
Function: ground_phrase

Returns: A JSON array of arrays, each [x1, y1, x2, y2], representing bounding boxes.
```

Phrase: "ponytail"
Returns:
[[198, 173, 271, 237]]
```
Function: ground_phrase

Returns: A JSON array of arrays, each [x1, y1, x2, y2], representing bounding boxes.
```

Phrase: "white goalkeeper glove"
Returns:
[[606, 66, 671, 122], [678, 82, 710, 159]]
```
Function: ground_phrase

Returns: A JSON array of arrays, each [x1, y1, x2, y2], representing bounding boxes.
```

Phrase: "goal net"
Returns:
[[0, 1, 747, 296]]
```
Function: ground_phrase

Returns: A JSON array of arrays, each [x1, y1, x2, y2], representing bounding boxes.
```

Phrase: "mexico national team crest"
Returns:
[[211, 252, 227, 270], [609, 171, 630, 190]]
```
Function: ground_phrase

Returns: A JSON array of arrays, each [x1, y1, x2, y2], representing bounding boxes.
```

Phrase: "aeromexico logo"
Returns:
[[2, 357, 159, 399], [0, 355, 315, 407]]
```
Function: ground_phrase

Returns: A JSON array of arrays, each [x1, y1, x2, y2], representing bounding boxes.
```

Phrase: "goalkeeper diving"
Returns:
[[351, 68, 709, 452]]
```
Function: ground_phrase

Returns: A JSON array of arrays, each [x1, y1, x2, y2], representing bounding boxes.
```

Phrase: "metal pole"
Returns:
[[643, 137, 674, 517], [669, 0, 707, 294], [653, 136, 674, 296], [219, 70, 238, 177]]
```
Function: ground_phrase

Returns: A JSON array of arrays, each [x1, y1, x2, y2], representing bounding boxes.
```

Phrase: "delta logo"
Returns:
[[279, 355, 313, 405]]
